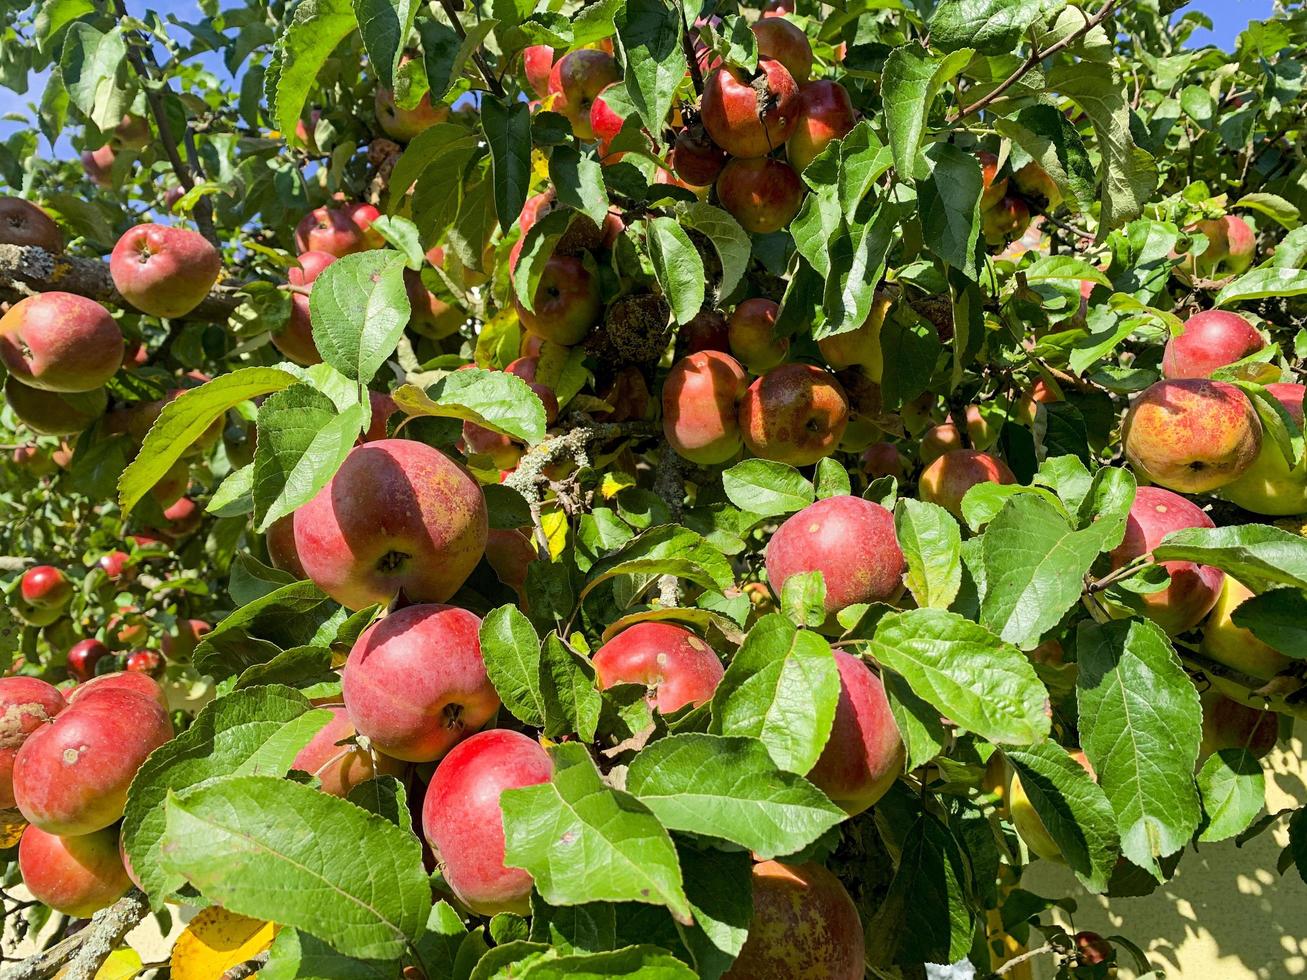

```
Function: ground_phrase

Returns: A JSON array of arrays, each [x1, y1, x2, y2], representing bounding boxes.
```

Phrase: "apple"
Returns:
[[786, 80, 856, 174], [405, 268, 465, 339], [66, 639, 111, 683], [1202, 576, 1292, 683], [0, 293, 122, 392], [589, 84, 631, 158], [1015, 377, 1064, 424], [701, 60, 800, 159], [715, 157, 805, 234], [513, 253, 601, 345], [1074, 931, 1113, 966], [1195, 214, 1256, 276], [919, 450, 1017, 519], [484, 528, 537, 600], [462, 419, 523, 470], [1108, 486, 1223, 634], [14, 687, 173, 835], [293, 439, 488, 610], [739, 363, 850, 466], [125, 650, 164, 677], [0, 197, 61, 251], [1011, 161, 1061, 209], [727, 298, 788, 373], [112, 114, 151, 150], [671, 125, 728, 187], [918, 407, 998, 465], [766, 496, 905, 617], [751, 18, 813, 83], [342, 603, 499, 762], [110, 224, 222, 319], [97, 551, 132, 581], [150, 458, 190, 509], [861, 442, 905, 480], [681, 309, 731, 353], [18, 825, 130, 918], [11, 444, 55, 476], [421, 729, 553, 915], [375, 85, 448, 143], [159, 496, 202, 539], [81, 145, 115, 186], [977, 151, 1008, 209], [266, 514, 307, 578], [17, 565, 73, 626], [817, 291, 890, 378], [982, 195, 1031, 246], [1009, 748, 1094, 861], [1122, 379, 1262, 494], [294, 205, 381, 257], [523, 45, 557, 98], [68, 671, 168, 708], [593, 623, 724, 713], [274, 250, 336, 365], [0, 677, 66, 808], [723, 861, 864, 980], [4, 378, 108, 436], [551, 49, 620, 140], [1199, 691, 1277, 759], [1161, 310, 1265, 380], [292, 705, 405, 796], [1222, 383, 1307, 515], [662, 350, 748, 464]]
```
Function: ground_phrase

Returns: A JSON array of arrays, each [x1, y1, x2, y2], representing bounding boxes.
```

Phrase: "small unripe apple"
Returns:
[[0, 677, 66, 808], [701, 61, 800, 159], [817, 291, 890, 379], [11, 444, 55, 476], [1222, 383, 1307, 515], [751, 18, 813, 82], [1202, 576, 1292, 683], [0, 197, 62, 251], [110, 224, 222, 319], [4, 378, 108, 436], [786, 80, 856, 174], [1162, 310, 1265, 380], [716, 157, 805, 234], [19, 824, 130, 918], [0, 293, 122, 393], [739, 363, 850, 467], [592, 623, 725, 713], [728, 298, 788, 373], [1011, 161, 1061, 209], [919, 450, 1016, 519]]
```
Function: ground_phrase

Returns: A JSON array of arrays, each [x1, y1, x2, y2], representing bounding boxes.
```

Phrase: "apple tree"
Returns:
[[0, 0, 1306, 977]]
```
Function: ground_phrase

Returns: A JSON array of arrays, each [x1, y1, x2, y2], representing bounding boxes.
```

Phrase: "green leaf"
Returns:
[[540, 633, 603, 741], [234, 646, 342, 701], [353, 0, 418, 88], [391, 369, 547, 444], [614, 0, 685, 137], [518, 947, 697, 979], [995, 104, 1097, 214], [60, 24, 129, 131], [813, 458, 851, 499], [549, 145, 610, 229], [625, 733, 845, 858], [482, 96, 532, 232], [677, 203, 750, 302], [867, 609, 1050, 744], [928, 0, 1045, 54], [1152, 523, 1307, 593], [414, 902, 473, 980], [1076, 618, 1202, 877], [1230, 588, 1307, 658], [119, 368, 296, 515], [35, 0, 95, 52], [389, 124, 481, 208], [709, 614, 840, 774], [1215, 267, 1307, 306], [674, 845, 752, 979], [1198, 749, 1266, 843], [895, 498, 962, 610], [780, 571, 827, 629], [582, 525, 734, 600], [310, 251, 412, 384], [647, 217, 706, 326], [162, 776, 430, 960], [419, 17, 496, 103], [919, 140, 982, 278], [253, 384, 364, 533], [881, 44, 973, 181], [1235, 192, 1299, 229], [501, 742, 692, 923], [123, 686, 332, 902], [1005, 741, 1121, 893], [720, 460, 815, 518], [511, 208, 575, 314], [881, 672, 947, 771], [194, 581, 347, 678], [347, 776, 409, 828], [209, 463, 255, 517], [270, 0, 357, 146], [480, 606, 546, 727], [264, 927, 398, 980]]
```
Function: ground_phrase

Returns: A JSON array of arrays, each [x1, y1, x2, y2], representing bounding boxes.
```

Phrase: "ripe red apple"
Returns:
[[484, 528, 537, 599], [977, 151, 1008, 209], [592, 623, 724, 713], [274, 250, 336, 365], [671, 125, 728, 187], [293, 439, 488, 610], [1200, 691, 1277, 759], [66, 639, 111, 683], [589, 84, 630, 157], [724, 861, 864, 980], [0, 197, 61, 251], [18, 825, 130, 918], [125, 650, 164, 677], [681, 309, 731, 353], [404, 268, 465, 339], [523, 45, 557, 98], [342, 603, 499, 763], [1162, 310, 1266, 380], [14, 687, 172, 835], [0, 677, 66, 808], [861, 442, 905, 480], [81, 145, 115, 186], [421, 729, 553, 915], [1122, 379, 1262, 493], [21, 565, 73, 610], [0, 293, 122, 392], [918, 406, 998, 464], [1194, 214, 1256, 276], [805, 652, 904, 814], [551, 49, 619, 140], [513, 253, 601, 346], [786, 80, 856, 175], [292, 705, 405, 796], [294, 205, 379, 257], [266, 514, 307, 578], [727, 298, 788, 373], [1222, 382, 1307, 515], [739, 363, 850, 466], [4, 378, 108, 436], [919, 449, 1016, 519], [159, 496, 202, 540], [1108, 486, 1223, 634], [110, 224, 222, 319], [751, 19, 813, 83], [375, 86, 448, 142], [68, 671, 167, 709], [662, 350, 749, 464], [766, 496, 905, 617], [982, 195, 1031, 246], [716, 157, 805, 234], [701, 60, 800, 159], [761, 0, 793, 13], [97, 551, 132, 581]]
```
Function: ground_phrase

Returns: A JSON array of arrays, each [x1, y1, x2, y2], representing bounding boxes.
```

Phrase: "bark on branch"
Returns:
[[1, 890, 150, 980]]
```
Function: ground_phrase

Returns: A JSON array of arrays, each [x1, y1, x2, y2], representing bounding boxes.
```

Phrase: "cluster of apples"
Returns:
[[976, 150, 1062, 247]]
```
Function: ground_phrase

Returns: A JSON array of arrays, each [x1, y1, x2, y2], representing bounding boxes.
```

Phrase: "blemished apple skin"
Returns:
[[18, 824, 131, 918], [662, 350, 748, 465], [0, 677, 66, 809], [805, 652, 904, 814], [1202, 576, 1293, 683], [701, 61, 800, 160], [0, 293, 123, 392], [1108, 486, 1224, 634], [1221, 383, 1307, 516], [592, 623, 725, 713], [722, 860, 865, 980], [739, 363, 850, 467], [292, 439, 488, 610], [1161, 309, 1265, 380], [1122, 379, 1262, 494], [766, 496, 906, 616], [727, 299, 788, 374], [918, 450, 1016, 519], [421, 729, 553, 916], [342, 603, 499, 763]]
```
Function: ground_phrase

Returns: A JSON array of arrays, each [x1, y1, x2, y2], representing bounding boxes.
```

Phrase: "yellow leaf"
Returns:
[[541, 509, 569, 559], [600, 471, 635, 499], [0, 809, 26, 847], [171, 908, 276, 980], [56, 948, 142, 980]]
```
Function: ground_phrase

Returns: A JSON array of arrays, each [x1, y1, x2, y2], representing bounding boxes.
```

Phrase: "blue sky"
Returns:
[[0, 0, 1280, 147]]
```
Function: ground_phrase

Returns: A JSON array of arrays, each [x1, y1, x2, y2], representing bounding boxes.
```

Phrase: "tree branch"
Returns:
[[994, 942, 1058, 976], [436, 0, 506, 98], [653, 444, 685, 606], [503, 419, 658, 501], [1, 890, 150, 980], [219, 954, 268, 980]]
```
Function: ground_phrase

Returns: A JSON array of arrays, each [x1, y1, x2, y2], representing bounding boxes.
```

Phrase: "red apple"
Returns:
[[701, 60, 800, 159], [342, 603, 499, 762], [375, 86, 448, 142], [294, 205, 378, 257], [861, 442, 905, 480], [523, 45, 557, 99], [739, 363, 850, 467], [421, 729, 553, 915], [0, 293, 122, 392], [977, 151, 1008, 209], [0, 197, 61, 251], [751, 19, 812, 83], [592, 623, 724, 713], [1074, 931, 1113, 966], [274, 250, 336, 365], [110, 224, 222, 319], [266, 514, 306, 578], [662, 350, 749, 464], [513, 253, 601, 346], [716, 157, 805, 234], [4, 378, 108, 436], [125, 650, 164, 678], [786, 80, 856, 175], [681, 309, 731, 353], [919, 450, 1017, 519], [81, 145, 115, 186], [484, 528, 537, 599], [293, 439, 488, 610], [671, 125, 728, 187], [363, 390, 400, 443], [551, 49, 620, 140], [1161, 310, 1266, 380], [589, 84, 630, 157], [21, 565, 73, 610], [68, 671, 167, 709], [66, 639, 111, 683], [18, 825, 130, 918], [0, 677, 66, 808], [292, 705, 405, 796], [727, 298, 789, 373]]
